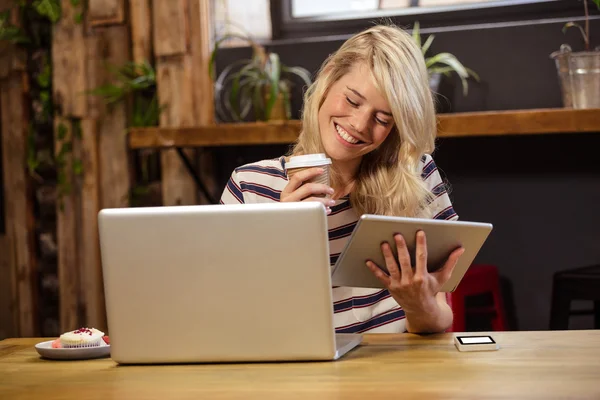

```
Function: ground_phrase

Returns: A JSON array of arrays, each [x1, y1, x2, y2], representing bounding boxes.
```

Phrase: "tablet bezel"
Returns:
[[331, 215, 493, 292]]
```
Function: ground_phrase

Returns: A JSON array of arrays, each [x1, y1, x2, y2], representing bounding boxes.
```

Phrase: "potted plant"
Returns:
[[412, 21, 479, 98], [550, 0, 600, 108], [209, 32, 312, 123]]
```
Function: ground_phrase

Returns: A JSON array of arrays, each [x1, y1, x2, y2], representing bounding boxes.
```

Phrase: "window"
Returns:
[[290, 0, 500, 18], [272, 0, 585, 40]]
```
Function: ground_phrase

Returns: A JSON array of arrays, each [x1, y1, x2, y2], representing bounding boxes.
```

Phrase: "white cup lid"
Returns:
[[286, 154, 332, 169]]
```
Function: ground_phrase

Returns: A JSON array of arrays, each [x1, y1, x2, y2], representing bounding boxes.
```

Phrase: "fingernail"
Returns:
[[326, 207, 332, 214], [328, 188, 335, 194], [328, 199, 336, 206]]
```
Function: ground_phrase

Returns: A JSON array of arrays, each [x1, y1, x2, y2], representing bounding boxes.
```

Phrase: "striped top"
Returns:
[[219, 154, 458, 334]]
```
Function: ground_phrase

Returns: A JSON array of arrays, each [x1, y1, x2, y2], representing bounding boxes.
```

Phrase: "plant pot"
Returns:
[[429, 72, 455, 114], [551, 48, 600, 109], [262, 89, 288, 121]]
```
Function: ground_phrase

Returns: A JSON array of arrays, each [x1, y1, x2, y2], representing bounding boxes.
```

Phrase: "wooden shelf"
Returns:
[[128, 108, 600, 149]]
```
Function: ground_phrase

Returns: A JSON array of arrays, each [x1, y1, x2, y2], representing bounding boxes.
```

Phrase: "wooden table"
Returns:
[[1, 330, 599, 399]]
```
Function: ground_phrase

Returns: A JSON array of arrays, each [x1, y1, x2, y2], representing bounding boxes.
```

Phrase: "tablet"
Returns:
[[331, 215, 493, 292]]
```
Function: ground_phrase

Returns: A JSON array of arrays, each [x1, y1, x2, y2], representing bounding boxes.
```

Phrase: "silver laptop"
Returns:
[[98, 202, 362, 364]]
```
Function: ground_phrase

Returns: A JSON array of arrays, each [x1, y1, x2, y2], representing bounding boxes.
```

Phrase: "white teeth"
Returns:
[[335, 124, 359, 144]]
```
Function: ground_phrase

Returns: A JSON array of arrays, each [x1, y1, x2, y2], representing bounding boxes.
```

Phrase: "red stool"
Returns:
[[446, 264, 508, 332]]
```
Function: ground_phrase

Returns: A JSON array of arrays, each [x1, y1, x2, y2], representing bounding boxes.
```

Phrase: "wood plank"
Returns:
[[79, 119, 106, 332], [52, 0, 86, 118], [87, 0, 125, 26], [0, 5, 27, 79], [129, 120, 300, 148], [190, 0, 216, 204], [128, 108, 600, 149], [94, 26, 132, 209], [84, 34, 108, 119], [54, 118, 80, 333], [152, 0, 188, 57], [3, 331, 600, 399], [436, 107, 600, 137], [156, 57, 197, 205], [0, 235, 16, 340], [190, 0, 215, 124], [129, 0, 153, 63], [0, 73, 38, 337]]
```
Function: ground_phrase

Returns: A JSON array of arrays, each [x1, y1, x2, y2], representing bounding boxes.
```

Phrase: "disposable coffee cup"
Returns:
[[286, 153, 332, 198]]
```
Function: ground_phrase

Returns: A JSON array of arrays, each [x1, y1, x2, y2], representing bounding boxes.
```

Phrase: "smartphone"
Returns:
[[454, 335, 499, 352]]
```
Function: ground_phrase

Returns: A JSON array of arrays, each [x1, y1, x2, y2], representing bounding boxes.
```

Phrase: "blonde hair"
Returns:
[[290, 24, 437, 218]]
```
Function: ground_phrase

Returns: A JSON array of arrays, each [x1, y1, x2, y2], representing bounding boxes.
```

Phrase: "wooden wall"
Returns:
[[51, 0, 131, 333], [152, 0, 215, 205], [0, 2, 38, 338], [1, 0, 216, 337]]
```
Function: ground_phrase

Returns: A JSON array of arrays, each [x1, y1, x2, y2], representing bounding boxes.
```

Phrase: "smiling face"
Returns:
[[317, 62, 395, 177]]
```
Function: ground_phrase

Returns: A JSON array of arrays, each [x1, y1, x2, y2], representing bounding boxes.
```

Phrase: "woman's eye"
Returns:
[[376, 118, 390, 126], [346, 97, 359, 107]]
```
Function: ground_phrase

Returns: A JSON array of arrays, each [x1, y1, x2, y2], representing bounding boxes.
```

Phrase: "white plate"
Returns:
[[34, 340, 111, 360]]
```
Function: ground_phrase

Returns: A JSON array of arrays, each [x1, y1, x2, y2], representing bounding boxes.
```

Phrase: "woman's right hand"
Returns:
[[281, 167, 336, 214]]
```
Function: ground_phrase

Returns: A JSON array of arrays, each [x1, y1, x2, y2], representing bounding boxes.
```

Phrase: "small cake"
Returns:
[[59, 327, 105, 348]]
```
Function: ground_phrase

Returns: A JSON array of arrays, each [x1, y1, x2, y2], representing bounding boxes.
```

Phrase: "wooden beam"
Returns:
[[190, 0, 216, 204], [1, 72, 38, 337], [156, 57, 197, 205], [0, 3, 27, 79], [436, 108, 600, 137], [93, 26, 132, 209], [129, 0, 153, 63], [152, 0, 188, 57], [191, 0, 215, 124], [52, 0, 87, 118], [54, 118, 81, 333], [128, 108, 600, 149], [130, 120, 301, 148], [0, 235, 16, 339], [79, 119, 106, 332], [87, 0, 125, 26]]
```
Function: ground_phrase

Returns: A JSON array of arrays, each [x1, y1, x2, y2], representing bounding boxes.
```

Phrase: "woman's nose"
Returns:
[[349, 109, 371, 135]]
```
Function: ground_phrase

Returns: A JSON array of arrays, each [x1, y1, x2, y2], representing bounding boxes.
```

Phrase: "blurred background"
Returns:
[[1, 0, 599, 339]]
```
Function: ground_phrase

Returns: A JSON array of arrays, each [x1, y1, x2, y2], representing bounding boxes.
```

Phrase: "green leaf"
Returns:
[[421, 34, 435, 56], [428, 66, 455, 76], [208, 34, 254, 80], [57, 170, 67, 185], [562, 22, 587, 45], [40, 90, 50, 103], [412, 21, 421, 48], [57, 122, 68, 140], [36, 62, 51, 88], [86, 84, 126, 104], [592, 0, 600, 9], [426, 53, 474, 96], [33, 0, 62, 23], [281, 66, 313, 88], [73, 120, 82, 139], [264, 53, 281, 120], [60, 141, 72, 154], [281, 86, 291, 120], [230, 72, 243, 120], [72, 159, 83, 175], [0, 10, 30, 44], [253, 83, 264, 121]]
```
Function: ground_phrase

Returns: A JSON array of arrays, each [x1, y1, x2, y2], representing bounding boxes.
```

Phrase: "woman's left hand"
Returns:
[[365, 231, 465, 331]]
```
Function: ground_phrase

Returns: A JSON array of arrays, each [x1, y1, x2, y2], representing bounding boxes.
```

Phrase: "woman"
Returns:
[[220, 24, 464, 334]]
